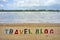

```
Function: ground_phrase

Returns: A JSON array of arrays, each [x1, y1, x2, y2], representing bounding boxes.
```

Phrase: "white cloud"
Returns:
[[0, 0, 8, 2], [0, 4, 3, 9], [43, 0, 56, 6], [3, 0, 7, 2], [56, 0, 60, 4], [0, 4, 3, 7], [6, 0, 57, 8], [0, 0, 60, 9], [0, 0, 8, 9]]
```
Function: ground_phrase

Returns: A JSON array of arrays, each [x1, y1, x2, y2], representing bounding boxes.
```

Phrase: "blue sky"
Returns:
[[0, 0, 60, 10]]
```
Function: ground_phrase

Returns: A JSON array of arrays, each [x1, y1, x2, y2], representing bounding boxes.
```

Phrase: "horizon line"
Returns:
[[0, 10, 60, 12]]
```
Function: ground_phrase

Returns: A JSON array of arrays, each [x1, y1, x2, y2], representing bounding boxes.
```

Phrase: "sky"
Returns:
[[0, 0, 60, 10]]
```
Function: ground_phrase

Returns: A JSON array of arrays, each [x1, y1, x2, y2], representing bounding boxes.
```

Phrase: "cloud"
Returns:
[[0, 4, 3, 7], [0, 4, 3, 9], [2, 0, 7, 2], [0, 0, 60, 9], [0, 0, 8, 9], [6, 0, 57, 9], [0, 0, 8, 2]]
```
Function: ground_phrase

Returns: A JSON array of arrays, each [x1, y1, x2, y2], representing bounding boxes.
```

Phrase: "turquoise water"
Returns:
[[0, 12, 60, 23]]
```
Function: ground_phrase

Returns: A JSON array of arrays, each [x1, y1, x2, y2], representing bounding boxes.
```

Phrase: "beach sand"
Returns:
[[0, 23, 60, 40]]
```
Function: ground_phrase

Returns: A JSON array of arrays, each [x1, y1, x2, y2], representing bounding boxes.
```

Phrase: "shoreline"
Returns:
[[0, 23, 60, 27]]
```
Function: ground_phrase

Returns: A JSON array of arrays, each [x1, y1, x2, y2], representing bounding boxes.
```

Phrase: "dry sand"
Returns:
[[0, 23, 60, 40]]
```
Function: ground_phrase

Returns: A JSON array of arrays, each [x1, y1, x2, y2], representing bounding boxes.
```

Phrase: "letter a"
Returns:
[[15, 29, 18, 34]]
